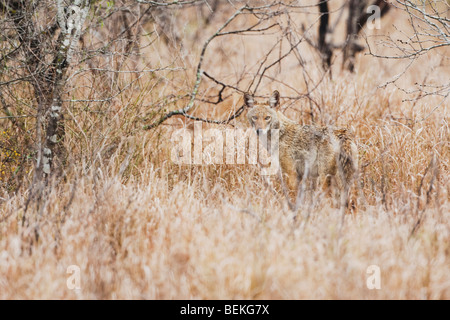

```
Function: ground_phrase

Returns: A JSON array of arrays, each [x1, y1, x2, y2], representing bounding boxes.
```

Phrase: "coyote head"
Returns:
[[245, 90, 281, 136]]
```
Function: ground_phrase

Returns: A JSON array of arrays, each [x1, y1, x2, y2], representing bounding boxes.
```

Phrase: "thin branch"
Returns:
[[0, 115, 34, 120], [136, 0, 202, 6], [410, 154, 439, 238], [143, 5, 248, 130]]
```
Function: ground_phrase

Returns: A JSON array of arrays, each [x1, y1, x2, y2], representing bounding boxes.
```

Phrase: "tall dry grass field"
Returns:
[[0, 1, 449, 299]]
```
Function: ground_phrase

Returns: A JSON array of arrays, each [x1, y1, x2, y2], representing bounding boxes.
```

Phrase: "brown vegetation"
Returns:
[[0, 0, 448, 299]]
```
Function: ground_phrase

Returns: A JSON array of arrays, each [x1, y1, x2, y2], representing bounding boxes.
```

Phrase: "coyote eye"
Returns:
[[265, 116, 271, 121], [252, 116, 258, 121]]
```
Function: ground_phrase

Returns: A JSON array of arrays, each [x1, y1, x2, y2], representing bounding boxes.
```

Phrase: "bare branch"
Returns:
[[143, 5, 248, 129], [136, 0, 202, 6], [365, 0, 449, 101]]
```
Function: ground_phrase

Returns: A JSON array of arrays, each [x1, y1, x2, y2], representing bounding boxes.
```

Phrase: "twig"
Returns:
[[223, 200, 263, 223], [410, 154, 438, 238], [136, 0, 203, 6], [0, 115, 34, 120]]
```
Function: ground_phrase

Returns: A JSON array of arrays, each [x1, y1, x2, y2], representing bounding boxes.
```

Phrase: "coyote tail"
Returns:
[[334, 129, 357, 185]]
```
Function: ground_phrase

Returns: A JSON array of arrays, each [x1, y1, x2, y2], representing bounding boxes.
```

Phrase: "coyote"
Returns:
[[245, 90, 358, 207]]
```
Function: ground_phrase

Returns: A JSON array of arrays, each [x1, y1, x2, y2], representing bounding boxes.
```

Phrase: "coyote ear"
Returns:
[[269, 90, 280, 108], [244, 92, 255, 108]]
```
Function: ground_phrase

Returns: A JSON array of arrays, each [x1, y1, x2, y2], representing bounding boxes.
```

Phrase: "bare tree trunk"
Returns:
[[343, 0, 369, 72], [343, 0, 390, 71], [0, 0, 89, 188], [38, 1, 89, 180], [318, 0, 332, 69]]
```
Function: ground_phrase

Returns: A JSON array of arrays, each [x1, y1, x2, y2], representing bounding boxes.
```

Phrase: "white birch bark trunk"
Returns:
[[38, 0, 90, 178]]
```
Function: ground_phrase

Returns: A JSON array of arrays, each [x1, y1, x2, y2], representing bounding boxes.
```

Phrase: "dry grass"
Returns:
[[0, 1, 449, 299]]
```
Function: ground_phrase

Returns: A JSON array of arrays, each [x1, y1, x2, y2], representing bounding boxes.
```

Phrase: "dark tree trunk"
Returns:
[[343, 0, 391, 72], [343, 0, 368, 72], [318, 0, 332, 69]]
